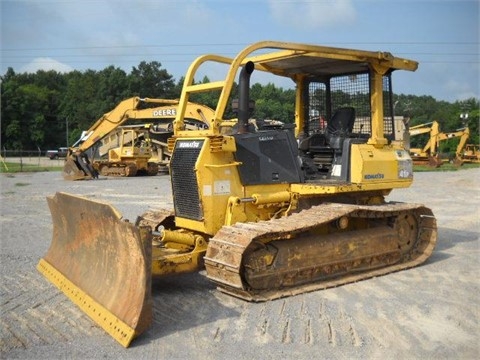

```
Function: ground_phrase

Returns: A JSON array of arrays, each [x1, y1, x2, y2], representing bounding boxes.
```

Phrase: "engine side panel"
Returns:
[[234, 130, 304, 185]]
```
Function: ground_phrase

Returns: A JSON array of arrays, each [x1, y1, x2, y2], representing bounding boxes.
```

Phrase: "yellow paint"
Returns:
[[37, 259, 136, 347]]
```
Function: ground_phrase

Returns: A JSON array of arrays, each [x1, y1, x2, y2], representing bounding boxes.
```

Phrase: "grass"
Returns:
[[15, 182, 31, 187], [0, 162, 63, 173], [413, 162, 480, 172]]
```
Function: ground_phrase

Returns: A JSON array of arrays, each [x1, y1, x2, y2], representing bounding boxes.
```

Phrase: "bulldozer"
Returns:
[[462, 143, 480, 163], [91, 125, 159, 177], [62, 97, 214, 180], [38, 41, 437, 347]]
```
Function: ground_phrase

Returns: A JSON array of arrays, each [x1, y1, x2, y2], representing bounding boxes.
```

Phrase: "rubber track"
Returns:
[[204, 202, 437, 301]]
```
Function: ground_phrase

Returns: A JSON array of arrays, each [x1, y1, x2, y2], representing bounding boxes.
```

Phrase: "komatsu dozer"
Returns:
[[38, 41, 437, 347]]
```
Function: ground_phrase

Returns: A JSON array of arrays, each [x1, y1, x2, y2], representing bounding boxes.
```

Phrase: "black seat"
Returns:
[[325, 107, 355, 150], [298, 133, 327, 152]]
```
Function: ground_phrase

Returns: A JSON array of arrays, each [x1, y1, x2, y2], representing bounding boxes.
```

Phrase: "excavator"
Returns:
[[62, 97, 214, 180], [408, 121, 443, 167], [436, 127, 470, 166], [38, 41, 437, 347], [409, 122, 470, 167]]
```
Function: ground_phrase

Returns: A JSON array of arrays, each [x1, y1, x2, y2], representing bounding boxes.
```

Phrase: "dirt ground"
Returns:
[[1, 168, 479, 359]]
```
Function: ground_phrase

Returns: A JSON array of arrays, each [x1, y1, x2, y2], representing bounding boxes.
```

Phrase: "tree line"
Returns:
[[1, 61, 478, 155]]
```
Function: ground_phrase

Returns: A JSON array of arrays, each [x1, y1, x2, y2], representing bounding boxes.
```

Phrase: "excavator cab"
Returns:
[[38, 41, 437, 347]]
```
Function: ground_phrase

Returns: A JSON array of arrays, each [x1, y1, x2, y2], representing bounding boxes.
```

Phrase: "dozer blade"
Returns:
[[37, 192, 153, 347]]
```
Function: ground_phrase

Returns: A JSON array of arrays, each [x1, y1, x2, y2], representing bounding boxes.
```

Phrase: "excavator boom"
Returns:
[[408, 121, 442, 166], [436, 127, 470, 165], [408, 121, 470, 167]]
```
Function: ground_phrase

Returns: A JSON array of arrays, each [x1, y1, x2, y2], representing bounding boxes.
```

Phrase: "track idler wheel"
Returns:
[[393, 212, 417, 255], [125, 163, 138, 177], [147, 162, 159, 176]]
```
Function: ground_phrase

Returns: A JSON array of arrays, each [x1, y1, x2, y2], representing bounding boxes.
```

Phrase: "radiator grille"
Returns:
[[170, 140, 204, 220]]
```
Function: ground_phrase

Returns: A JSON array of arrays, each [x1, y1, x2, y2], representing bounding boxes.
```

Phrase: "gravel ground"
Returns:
[[0, 168, 479, 359]]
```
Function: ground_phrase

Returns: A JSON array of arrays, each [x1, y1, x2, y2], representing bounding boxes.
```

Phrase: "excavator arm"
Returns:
[[64, 97, 176, 180], [409, 121, 441, 155], [436, 127, 470, 165], [408, 121, 443, 166], [409, 121, 471, 167]]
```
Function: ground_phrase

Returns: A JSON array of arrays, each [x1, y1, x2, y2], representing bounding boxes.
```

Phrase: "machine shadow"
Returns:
[[423, 226, 478, 264], [132, 271, 241, 346], [132, 226, 480, 345]]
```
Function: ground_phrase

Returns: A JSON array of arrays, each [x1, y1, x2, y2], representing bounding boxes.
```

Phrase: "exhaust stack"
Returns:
[[237, 61, 255, 134]]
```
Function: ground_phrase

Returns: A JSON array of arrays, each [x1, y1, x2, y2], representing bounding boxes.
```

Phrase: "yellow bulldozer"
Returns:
[[91, 125, 159, 177], [38, 41, 437, 347], [63, 97, 214, 180], [461, 143, 480, 163]]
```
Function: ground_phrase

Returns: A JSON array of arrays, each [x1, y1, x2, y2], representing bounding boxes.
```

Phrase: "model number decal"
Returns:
[[364, 173, 385, 180]]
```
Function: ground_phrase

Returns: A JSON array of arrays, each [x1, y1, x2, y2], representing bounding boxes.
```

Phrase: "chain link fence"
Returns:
[[1, 148, 65, 172]]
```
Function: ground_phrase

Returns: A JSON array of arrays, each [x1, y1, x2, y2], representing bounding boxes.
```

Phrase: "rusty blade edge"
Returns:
[[37, 258, 136, 348]]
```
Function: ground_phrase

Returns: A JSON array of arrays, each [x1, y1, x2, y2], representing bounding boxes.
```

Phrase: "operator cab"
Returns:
[[231, 66, 387, 184], [232, 106, 369, 185]]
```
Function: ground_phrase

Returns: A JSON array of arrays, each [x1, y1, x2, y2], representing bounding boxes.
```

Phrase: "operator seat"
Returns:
[[325, 106, 356, 180], [325, 107, 356, 150], [297, 107, 356, 180]]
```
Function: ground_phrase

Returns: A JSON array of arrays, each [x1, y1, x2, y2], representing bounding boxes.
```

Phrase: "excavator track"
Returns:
[[97, 163, 138, 177], [204, 202, 437, 301]]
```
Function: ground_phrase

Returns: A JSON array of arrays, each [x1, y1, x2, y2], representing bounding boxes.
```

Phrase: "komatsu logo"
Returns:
[[364, 173, 385, 180], [153, 108, 176, 117], [178, 141, 201, 149]]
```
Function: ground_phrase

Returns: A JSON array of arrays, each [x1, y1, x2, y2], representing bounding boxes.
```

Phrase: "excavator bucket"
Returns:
[[37, 192, 153, 347], [63, 158, 92, 180], [63, 153, 98, 181]]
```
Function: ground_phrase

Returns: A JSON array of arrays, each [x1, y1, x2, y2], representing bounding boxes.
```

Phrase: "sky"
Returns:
[[1, 0, 479, 103]]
